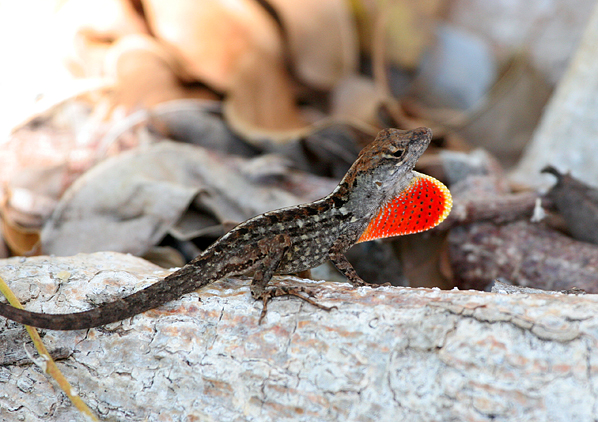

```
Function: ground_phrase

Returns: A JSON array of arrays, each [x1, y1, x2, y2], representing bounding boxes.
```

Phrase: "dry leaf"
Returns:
[[142, 0, 280, 92], [268, 0, 358, 89], [54, 0, 149, 77], [456, 57, 551, 166], [299, 123, 365, 178], [0, 99, 150, 247], [41, 143, 205, 256], [142, 246, 186, 269], [41, 142, 335, 256], [149, 99, 254, 156], [223, 49, 307, 143], [0, 208, 41, 256], [105, 34, 217, 111], [0, 126, 87, 237], [330, 75, 385, 125], [142, 0, 307, 143]]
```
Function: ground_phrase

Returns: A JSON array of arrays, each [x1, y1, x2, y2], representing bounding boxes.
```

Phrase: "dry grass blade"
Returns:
[[0, 275, 99, 421]]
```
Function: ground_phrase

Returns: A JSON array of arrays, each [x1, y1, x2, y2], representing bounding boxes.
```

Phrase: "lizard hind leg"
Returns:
[[250, 235, 335, 324]]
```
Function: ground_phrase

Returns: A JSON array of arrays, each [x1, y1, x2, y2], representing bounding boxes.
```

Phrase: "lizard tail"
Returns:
[[0, 262, 207, 330], [0, 300, 126, 330]]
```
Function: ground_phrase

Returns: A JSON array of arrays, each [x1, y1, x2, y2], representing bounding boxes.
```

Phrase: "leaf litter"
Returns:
[[1, 0, 598, 418]]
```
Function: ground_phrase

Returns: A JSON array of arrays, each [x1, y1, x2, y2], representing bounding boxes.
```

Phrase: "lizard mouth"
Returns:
[[408, 127, 432, 151], [394, 127, 432, 172]]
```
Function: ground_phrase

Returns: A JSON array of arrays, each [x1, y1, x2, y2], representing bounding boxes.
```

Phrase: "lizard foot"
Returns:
[[257, 286, 336, 324], [349, 279, 391, 288]]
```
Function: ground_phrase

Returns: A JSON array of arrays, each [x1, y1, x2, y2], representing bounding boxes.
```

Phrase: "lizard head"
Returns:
[[332, 127, 438, 222], [341, 126, 432, 194], [328, 127, 451, 245], [361, 126, 432, 175]]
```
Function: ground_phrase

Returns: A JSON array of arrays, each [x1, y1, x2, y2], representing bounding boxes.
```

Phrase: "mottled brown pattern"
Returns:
[[0, 127, 434, 330]]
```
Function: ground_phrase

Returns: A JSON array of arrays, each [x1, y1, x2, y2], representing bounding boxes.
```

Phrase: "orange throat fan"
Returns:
[[357, 172, 452, 243]]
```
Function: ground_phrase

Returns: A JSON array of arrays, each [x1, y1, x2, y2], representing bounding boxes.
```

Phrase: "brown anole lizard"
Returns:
[[0, 127, 452, 330]]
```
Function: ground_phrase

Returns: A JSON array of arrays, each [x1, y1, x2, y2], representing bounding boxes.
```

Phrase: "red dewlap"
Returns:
[[357, 173, 452, 243]]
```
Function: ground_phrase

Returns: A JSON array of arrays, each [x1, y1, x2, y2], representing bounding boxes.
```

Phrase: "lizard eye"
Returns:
[[391, 149, 405, 159]]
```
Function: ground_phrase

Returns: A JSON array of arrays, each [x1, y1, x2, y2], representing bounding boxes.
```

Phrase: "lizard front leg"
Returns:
[[251, 234, 334, 323], [329, 240, 372, 287]]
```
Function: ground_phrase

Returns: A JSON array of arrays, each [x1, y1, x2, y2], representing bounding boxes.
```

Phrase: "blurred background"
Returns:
[[1, 0, 597, 292]]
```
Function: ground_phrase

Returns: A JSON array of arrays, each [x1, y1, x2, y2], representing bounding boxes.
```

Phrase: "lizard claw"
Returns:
[[348, 279, 374, 288], [257, 286, 336, 324], [257, 290, 273, 324], [369, 281, 392, 288], [348, 279, 390, 288]]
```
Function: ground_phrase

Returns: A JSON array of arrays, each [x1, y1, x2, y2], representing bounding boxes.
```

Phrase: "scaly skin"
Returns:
[[0, 127, 448, 330]]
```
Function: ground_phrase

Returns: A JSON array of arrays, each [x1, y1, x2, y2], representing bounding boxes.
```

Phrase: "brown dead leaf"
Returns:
[[55, 0, 149, 77], [223, 50, 307, 143], [1, 194, 41, 256], [0, 237, 7, 259], [0, 218, 40, 256], [268, 0, 358, 89], [142, 0, 307, 143], [105, 34, 217, 111], [142, 0, 280, 92]]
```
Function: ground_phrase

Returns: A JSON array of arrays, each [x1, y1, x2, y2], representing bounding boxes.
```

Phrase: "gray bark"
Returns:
[[0, 252, 596, 421]]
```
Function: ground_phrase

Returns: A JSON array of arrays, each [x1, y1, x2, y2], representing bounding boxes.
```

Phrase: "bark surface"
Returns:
[[0, 252, 595, 421]]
